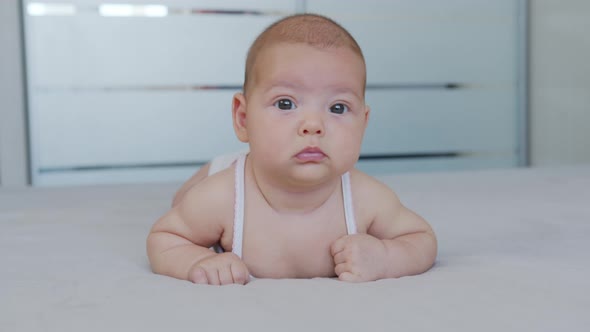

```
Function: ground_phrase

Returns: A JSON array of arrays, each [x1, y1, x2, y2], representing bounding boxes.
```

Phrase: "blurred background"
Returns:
[[1, 0, 588, 187]]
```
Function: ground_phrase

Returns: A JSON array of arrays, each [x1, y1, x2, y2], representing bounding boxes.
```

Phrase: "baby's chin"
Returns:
[[283, 164, 342, 186]]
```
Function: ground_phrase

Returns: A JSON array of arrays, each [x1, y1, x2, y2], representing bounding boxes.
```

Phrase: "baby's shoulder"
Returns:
[[348, 169, 404, 231], [179, 166, 235, 217], [350, 168, 397, 194], [349, 168, 401, 208]]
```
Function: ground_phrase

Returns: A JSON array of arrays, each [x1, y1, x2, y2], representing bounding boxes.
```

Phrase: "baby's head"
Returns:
[[243, 13, 366, 96], [233, 14, 369, 184]]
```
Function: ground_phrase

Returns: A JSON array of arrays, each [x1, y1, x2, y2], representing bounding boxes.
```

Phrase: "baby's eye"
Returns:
[[274, 99, 296, 110], [329, 103, 348, 114]]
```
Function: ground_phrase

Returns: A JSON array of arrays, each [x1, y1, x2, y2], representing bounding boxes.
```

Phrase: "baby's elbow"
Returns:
[[422, 230, 438, 271], [146, 231, 167, 274], [146, 232, 157, 269]]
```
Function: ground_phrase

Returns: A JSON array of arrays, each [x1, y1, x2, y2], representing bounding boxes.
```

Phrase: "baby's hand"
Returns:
[[188, 252, 249, 285], [330, 234, 387, 282]]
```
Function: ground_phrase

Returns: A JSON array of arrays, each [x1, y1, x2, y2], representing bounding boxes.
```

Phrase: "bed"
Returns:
[[1, 165, 589, 331]]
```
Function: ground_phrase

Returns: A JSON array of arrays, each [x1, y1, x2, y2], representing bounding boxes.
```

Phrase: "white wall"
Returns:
[[0, 0, 29, 187], [529, 0, 590, 166]]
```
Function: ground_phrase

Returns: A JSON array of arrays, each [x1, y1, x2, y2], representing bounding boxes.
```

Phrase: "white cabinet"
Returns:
[[23, 0, 526, 185]]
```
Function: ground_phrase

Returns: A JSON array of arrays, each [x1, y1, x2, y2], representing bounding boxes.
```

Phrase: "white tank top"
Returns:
[[231, 154, 358, 259]]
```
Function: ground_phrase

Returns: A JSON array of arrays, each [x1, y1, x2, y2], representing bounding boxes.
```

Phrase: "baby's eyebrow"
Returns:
[[263, 80, 363, 100], [264, 80, 302, 92], [331, 87, 362, 99]]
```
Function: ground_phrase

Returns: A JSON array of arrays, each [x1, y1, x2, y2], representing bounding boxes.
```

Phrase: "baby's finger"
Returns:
[[230, 262, 249, 285], [189, 266, 208, 285], [332, 251, 348, 265], [334, 262, 351, 277], [218, 265, 234, 285], [330, 235, 349, 256], [338, 271, 361, 283], [204, 268, 221, 286]]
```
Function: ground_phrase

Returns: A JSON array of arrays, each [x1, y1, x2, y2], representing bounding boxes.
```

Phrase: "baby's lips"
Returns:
[[295, 147, 326, 162]]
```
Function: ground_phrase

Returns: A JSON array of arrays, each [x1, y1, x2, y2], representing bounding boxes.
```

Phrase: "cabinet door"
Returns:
[[24, 0, 296, 185], [308, 0, 524, 174]]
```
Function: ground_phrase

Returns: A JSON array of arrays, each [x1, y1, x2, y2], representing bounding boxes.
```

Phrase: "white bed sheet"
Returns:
[[1, 166, 589, 331]]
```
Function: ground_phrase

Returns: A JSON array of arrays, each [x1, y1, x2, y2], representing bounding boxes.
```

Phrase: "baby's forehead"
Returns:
[[245, 43, 366, 98], [254, 41, 365, 67], [252, 35, 363, 61], [252, 44, 366, 97], [267, 40, 344, 53], [253, 42, 362, 72]]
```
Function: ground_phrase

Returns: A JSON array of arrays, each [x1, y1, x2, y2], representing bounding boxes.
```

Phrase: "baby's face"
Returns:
[[243, 42, 368, 184]]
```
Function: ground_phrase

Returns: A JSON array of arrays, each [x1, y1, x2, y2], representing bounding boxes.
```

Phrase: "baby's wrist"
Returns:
[[376, 239, 391, 279]]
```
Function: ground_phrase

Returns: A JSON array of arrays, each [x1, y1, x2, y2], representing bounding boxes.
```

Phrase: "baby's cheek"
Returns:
[[342, 140, 363, 164]]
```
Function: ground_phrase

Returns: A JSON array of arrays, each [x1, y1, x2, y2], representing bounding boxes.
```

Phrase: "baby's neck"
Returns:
[[248, 162, 340, 214]]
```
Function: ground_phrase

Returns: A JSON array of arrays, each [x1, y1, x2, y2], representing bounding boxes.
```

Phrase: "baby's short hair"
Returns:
[[243, 13, 365, 94]]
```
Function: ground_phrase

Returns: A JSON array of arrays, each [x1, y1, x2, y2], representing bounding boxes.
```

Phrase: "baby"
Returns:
[[147, 13, 437, 285]]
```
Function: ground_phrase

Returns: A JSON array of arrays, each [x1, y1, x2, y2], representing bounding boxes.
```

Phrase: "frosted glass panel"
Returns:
[[362, 89, 517, 154], [32, 91, 245, 168], [311, 0, 521, 169], [308, 0, 518, 83], [27, 16, 281, 86], [24, 0, 295, 185]]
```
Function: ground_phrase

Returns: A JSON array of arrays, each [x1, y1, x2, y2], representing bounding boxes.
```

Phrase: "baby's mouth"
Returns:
[[295, 147, 326, 162]]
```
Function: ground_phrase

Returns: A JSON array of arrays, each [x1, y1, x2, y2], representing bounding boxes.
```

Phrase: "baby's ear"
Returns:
[[232, 93, 249, 142], [363, 104, 371, 129]]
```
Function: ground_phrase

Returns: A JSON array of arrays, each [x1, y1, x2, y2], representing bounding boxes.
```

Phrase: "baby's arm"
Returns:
[[331, 174, 437, 282], [147, 175, 249, 285]]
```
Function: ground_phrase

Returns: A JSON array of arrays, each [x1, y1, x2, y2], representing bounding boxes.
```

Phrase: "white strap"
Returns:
[[232, 154, 246, 258], [208, 148, 250, 176], [342, 172, 357, 235]]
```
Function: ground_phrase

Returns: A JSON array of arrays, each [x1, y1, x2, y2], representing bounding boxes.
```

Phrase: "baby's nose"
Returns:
[[298, 114, 324, 136], [301, 126, 323, 135]]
